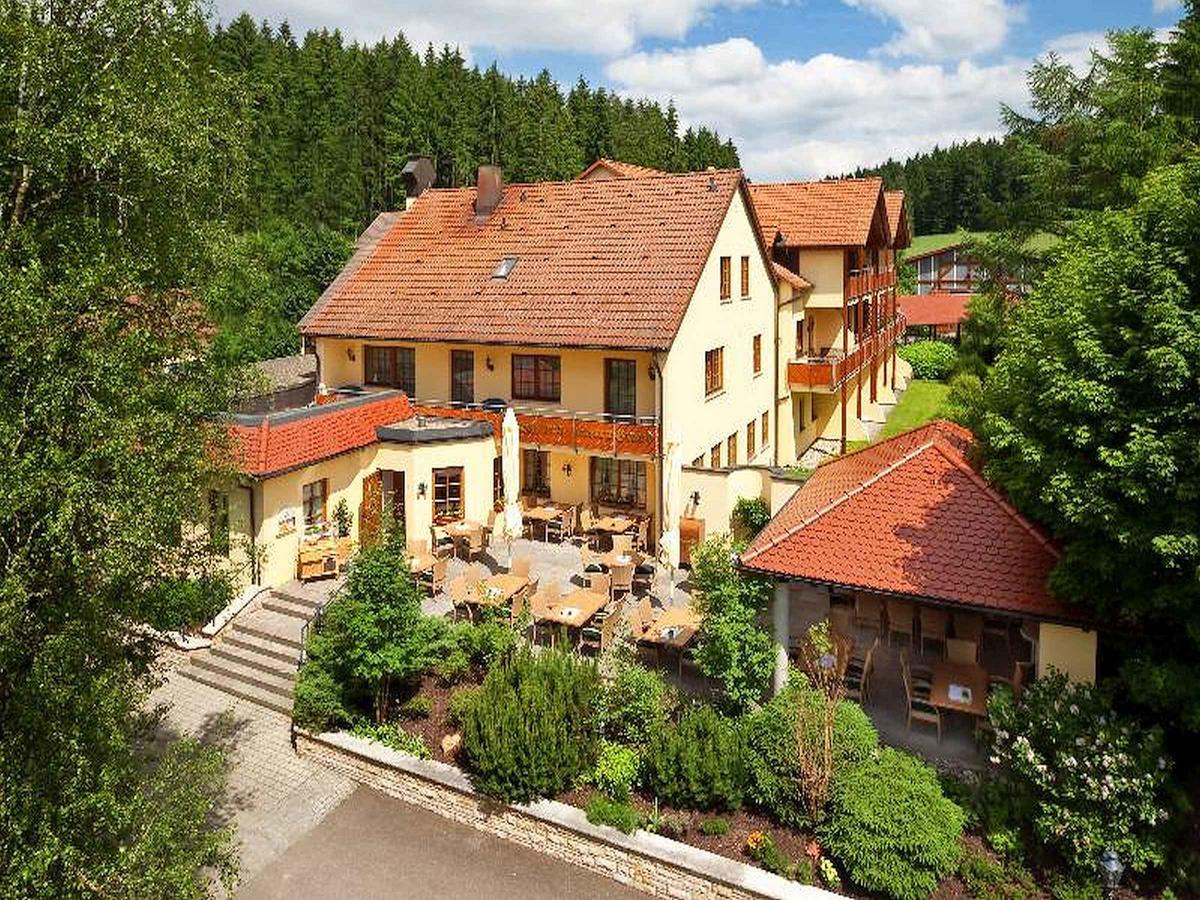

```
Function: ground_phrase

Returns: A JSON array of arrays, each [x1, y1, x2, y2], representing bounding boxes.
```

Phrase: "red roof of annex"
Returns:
[[897, 292, 972, 327], [229, 391, 413, 478], [740, 421, 1083, 622]]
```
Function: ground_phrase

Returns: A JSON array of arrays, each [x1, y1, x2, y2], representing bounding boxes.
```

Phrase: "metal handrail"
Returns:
[[289, 587, 337, 748], [414, 397, 659, 427]]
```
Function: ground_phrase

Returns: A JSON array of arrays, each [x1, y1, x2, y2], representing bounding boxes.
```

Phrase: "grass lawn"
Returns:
[[877, 379, 951, 440]]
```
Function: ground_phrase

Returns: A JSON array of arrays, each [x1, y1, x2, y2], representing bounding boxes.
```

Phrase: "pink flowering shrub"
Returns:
[[987, 670, 1171, 876]]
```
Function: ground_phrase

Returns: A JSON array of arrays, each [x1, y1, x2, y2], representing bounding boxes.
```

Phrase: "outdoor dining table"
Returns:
[[444, 519, 483, 539], [929, 660, 989, 718], [637, 605, 702, 674], [473, 573, 529, 608], [406, 552, 435, 576], [592, 515, 636, 535], [597, 549, 644, 570], [522, 504, 562, 540], [536, 589, 610, 628]]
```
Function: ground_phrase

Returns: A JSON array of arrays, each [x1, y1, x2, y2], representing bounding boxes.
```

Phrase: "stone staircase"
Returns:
[[176, 584, 328, 715]]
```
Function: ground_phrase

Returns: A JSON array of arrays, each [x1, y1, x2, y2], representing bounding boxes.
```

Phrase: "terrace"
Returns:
[[787, 312, 906, 392]]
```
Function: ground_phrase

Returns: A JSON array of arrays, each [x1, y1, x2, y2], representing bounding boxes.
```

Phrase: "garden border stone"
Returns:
[[295, 728, 845, 900]]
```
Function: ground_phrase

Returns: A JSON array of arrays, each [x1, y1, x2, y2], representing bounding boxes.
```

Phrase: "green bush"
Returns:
[[585, 795, 640, 834], [600, 662, 671, 746], [446, 685, 481, 727], [292, 663, 350, 732], [959, 844, 1036, 900], [587, 740, 639, 800], [742, 677, 877, 827], [398, 695, 432, 719], [641, 705, 745, 811], [817, 857, 841, 891], [460, 648, 601, 803], [987, 672, 1171, 877], [448, 618, 518, 670], [898, 340, 958, 380], [434, 648, 470, 685], [730, 496, 771, 541], [699, 817, 730, 836], [142, 573, 233, 632], [746, 831, 799, 880], [819, 748, 964, 900], [350, 721, 430, 759]]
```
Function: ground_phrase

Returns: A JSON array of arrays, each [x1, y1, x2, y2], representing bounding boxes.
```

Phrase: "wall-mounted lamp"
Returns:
[[561, 462, 573, 477], [648, 364, 656, 381], [346, 346, 357, 362], [417, 482, 427, 499], [485, 355, 495, 371], [690, 490, 701, 507]]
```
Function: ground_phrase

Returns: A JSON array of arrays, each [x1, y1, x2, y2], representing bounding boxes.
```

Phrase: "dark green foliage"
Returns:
[[142, 574, 234, 633], [460, 649, 601, 803], [959, 844, 1036, 900], [898, 340, 958, 380], [398, 695, 432, 719], [585, 795, 639, 834], [351, 721, 430, 759], [599, 662, 671, 746], [973, 159, 1200, 730], [730, 497, 771, 542], [742, 679, 878, 828], [293, 665, 351, 733], [446, 685, 481, 727], [819, 748, 964, 900], [641, 705, 746, 811], [699, 817, 731, 836]]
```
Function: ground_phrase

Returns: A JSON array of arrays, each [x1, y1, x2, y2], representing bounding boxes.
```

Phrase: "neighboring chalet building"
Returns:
[[896, 292, 971, 339], [740, 421, 1098, 694], [749, 178, 914, 459], [907, 240, 982, 295]]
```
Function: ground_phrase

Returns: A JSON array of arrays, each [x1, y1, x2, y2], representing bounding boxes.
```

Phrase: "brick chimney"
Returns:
[[474, 165, 503, 221]]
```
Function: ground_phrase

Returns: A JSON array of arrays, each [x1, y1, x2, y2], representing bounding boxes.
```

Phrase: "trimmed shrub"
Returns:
[[585, 795, 639, 834], [434, 648, 470, 686], [292, 664, 349, 732], [587, 740, 639, 800], [898, 340, 958, 380], [730, 496, 771, 542], [742, 678, 877, 827], [460, 648, 601, 803], [699, 817, 730, 836], [599, 663, 671, 746], [819, 748, 964, 900], [641, 705, 746, 811], [397, 695, 432, 719], [446, 685, 481, 727]]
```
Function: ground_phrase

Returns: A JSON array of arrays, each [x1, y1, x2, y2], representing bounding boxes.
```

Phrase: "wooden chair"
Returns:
[[886, 598, 915, 646], [407, 538, 428, 556], [423, 556, 448, 596], [430, 526, 454, 560], [854, 594, 884, 633], [901, 649, 934, 693], [588, 572, 612, 600], [447, 575, 471, 620], [581, 545, 602, 573], [946, 638, 978, 664], [545, 508, 565, 543], [577, 508, 597, 548], [902, 656, 942, 742], [510, 557, 531, 579], [633, 518, 650, 554], [462, 529, 485, 563], [610, 563, 634, 600], [611, 533, 634, 556], [919, 606, 949, 658], [844, 639, 877, 704]]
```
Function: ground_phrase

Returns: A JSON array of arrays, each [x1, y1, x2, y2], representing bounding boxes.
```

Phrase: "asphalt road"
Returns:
[[238, 786, 647, 899]]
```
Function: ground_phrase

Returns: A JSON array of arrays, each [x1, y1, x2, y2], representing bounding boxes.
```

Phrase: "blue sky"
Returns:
[[214, 0, 1182, 180]]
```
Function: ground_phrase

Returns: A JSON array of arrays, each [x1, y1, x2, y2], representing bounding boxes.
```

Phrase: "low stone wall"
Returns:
[[296, 730, 842, 900]]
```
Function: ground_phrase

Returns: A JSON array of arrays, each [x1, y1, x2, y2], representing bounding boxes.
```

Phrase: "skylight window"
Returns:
[[492, 256, 519, 279]]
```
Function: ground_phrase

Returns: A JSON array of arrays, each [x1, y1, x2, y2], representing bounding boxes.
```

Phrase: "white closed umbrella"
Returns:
[[659, 430, 683, 572], [500, 408, 523, 545]]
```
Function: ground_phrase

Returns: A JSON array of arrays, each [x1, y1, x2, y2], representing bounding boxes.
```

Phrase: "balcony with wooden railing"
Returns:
[[845, 265, 897, 304], [787, 312, 906, 392], [411, 400, 661, 458]]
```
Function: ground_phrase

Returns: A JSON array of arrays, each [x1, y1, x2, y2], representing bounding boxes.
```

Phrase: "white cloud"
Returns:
[[841, 0, 1026, 59], [1043, 30, 1106, 74], [606, 36, 1028, 180], [1153, 0, 1181, 14], [214, 0, 753, 54]]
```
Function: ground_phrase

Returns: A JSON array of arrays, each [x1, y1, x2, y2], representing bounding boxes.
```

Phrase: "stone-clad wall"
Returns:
[[295, 730, 842, 900]]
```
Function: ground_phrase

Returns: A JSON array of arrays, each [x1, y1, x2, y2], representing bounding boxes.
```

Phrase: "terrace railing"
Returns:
[[787, 312, 906, 392]]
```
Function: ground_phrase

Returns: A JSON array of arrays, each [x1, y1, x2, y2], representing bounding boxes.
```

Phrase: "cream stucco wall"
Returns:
[[678, 465, 802, 542], [661, 188, 777, 469], [797, 249, 845, 310], [1038, 622, 1098, 684]]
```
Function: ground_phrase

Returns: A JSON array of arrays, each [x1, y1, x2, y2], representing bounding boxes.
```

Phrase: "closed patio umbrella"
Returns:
[[659, 430, 683, 572], [500, 407, 522, 545]]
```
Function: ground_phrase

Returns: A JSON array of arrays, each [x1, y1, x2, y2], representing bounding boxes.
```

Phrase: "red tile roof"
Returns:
[[749, 177, 889, 248], [300, 170, 748, 351], [884, 190, 910, 249], [577, 158, 668, 179], [897, 292, 972, 327], [741, 421, 1083, 622], [229, 391, 414, 478], [771, 262, 814, 292]]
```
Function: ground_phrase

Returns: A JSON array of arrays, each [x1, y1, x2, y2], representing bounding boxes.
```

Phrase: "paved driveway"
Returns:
[[239, 786, 646, 900]]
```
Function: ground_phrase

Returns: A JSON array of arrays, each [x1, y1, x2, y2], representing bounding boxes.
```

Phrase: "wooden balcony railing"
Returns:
[[846, 266, 897, 303], [787, 312, 906, 391], [411, 401, 661, 458]]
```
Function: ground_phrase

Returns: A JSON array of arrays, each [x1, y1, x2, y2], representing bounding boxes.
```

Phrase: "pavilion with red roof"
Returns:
[[740, 421, 1097, 736]]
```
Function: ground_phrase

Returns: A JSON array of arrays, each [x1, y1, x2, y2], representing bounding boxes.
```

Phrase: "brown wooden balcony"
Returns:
[[846, 266, 898, 303], [788, 313, 906, 392], [411, 401, 661, 458]]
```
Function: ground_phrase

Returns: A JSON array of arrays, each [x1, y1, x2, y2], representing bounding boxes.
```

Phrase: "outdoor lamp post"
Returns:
[[1099, 848, 1124, 900]]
